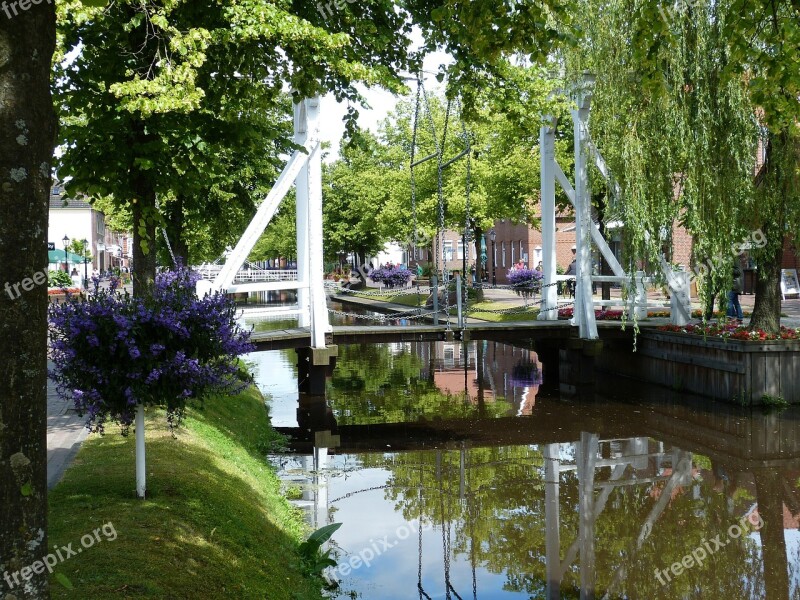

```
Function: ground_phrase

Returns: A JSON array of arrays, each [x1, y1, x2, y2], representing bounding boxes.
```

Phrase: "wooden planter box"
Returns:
[[598, 330, 800, 405]]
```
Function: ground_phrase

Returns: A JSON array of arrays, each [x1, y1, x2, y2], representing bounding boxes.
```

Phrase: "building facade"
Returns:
[[48, 185, 132, 272]]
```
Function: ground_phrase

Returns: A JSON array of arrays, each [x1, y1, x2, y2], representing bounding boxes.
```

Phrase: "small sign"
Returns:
[[47, 242, 55, 251], [781, 269, 800, 299]]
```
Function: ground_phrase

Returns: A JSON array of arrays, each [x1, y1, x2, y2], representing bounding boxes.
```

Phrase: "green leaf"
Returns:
[[79, 0, 107, 6], [20, 482, 32, 497], [307, 522, 341, 546], [55, 573, 74, 590]]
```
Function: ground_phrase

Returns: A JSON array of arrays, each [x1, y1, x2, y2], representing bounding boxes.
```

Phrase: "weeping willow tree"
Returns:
[[564, 0, 799, 333]]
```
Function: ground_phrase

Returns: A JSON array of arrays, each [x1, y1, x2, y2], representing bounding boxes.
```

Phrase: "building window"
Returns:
[[520, 241, 525, 265], [443, 240, 454, 262], [511, 242, 515, 265], [502, 242, 506, 267], [457, 240, 467, 260]]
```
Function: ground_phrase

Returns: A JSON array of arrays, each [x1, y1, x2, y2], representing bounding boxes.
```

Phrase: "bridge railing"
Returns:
[[194, 264, 299, 283]]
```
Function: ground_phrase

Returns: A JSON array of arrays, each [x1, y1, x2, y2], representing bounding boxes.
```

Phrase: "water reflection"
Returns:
[[248, 339, 800, 600]]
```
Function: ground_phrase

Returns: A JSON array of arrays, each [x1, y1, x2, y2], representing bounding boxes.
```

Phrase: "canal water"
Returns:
[[244, 315, 800, 599]]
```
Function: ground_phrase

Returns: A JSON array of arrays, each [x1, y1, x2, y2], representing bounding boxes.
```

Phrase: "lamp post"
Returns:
[[489, 228, 497, 286], [62, 235, 70, 272], [82, 239, 89, 289]]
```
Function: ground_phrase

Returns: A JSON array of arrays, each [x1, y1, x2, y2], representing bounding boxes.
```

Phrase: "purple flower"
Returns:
[[48, 266, 253, 433]]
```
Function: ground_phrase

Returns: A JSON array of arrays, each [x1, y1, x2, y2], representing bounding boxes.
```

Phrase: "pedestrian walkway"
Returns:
[[46, 361, 87, 489]]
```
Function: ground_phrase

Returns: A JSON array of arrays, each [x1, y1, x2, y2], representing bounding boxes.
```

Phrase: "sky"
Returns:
[[318, 48, 452, 160]]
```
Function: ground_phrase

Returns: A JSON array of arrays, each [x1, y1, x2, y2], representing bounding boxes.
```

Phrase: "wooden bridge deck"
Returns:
[[249, 320, 665, 350]]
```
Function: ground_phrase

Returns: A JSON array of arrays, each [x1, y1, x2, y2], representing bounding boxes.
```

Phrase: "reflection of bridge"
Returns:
[[283, 386, 800, 599], [279, 395, 800, 470]]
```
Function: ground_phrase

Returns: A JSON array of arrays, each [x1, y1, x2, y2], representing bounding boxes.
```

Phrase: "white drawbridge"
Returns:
[[197, 97, 331, 349], [538, 74, 691, 339]]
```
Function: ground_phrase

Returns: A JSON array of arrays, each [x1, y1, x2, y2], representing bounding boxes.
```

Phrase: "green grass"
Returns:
[[366, 293, 425, 307], [466, 301, 540, 323], [48, 386, 323, 600]]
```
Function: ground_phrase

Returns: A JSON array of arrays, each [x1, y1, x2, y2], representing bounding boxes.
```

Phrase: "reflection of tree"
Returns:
[[327, 344, 510, 425], [355, 445, 766, 598]]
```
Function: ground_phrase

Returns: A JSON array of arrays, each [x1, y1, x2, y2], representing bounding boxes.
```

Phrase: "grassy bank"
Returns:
[[48, 386, 324, 600]]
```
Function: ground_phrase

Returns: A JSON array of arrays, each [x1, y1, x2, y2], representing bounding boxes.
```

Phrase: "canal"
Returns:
[[244, 313, 800, 599]]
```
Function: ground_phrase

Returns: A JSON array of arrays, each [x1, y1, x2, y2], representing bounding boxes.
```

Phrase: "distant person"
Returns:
[[536, 261, 543, 272], [565, 247, 577, 298], [727, 264, 744, 321]]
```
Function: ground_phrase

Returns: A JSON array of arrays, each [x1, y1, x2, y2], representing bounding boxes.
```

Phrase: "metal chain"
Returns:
[[411, 78, 422, 262], [458, 97, 472, 322], [327, 283, 434, 298], [154, 194, 179, 268], [327, 307, 448, 323], [439, 98, 453, 330]]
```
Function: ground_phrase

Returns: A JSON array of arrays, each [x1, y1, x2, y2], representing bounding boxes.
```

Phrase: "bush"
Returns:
[[369, 265, 413, 288], [49, 268, 253, 432], [48, 269, 73, 287], [507, 268, 543, 297]]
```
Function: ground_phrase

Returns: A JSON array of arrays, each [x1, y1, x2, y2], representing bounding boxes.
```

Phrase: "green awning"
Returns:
[[48, 249, 87, 264]]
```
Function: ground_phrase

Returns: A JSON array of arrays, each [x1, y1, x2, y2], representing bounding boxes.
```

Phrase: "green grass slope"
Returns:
[[48, 387, 323, 600]]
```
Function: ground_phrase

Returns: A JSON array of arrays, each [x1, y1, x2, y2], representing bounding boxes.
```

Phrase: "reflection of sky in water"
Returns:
[[245, 349, 298, 427], [248, 338, 800, 600], [289, 455, 536, 600]]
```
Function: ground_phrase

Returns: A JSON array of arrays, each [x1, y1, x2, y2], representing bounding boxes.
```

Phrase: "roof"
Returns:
[[49, 194, 93, 210]]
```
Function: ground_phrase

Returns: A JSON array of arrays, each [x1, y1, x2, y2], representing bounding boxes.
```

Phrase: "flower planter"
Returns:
[[598, 330, 800, 405]]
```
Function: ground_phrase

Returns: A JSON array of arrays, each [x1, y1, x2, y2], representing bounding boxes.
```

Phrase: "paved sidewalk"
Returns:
[[46, 361, 88, 489]]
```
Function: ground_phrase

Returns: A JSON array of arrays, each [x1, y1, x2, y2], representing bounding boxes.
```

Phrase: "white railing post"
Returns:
[[295, 99, 311, 328], [635, 270, 648, 319], [135, 403, 146, 499], [539, 116, 559, 321], [572, 73, 599, 340], [304, 97, 331, 348]]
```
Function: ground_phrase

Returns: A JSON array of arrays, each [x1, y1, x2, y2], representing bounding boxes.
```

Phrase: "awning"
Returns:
[[48, 249, 88, 264]]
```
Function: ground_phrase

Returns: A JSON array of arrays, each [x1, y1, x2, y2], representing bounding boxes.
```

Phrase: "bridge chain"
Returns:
[[326, 306, 449, 323], [326, 300, 576, 322], [326, 278, 563, 297]]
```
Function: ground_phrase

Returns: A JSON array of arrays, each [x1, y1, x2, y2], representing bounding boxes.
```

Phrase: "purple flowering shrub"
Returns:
[[369, 266, 413, 288], [49, 268, 253, 433], [507, 268, 543, 297]]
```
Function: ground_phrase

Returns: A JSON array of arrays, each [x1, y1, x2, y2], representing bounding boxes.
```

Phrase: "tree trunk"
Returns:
[[0, 8, 57, 599], [754, 470, 790, 600], [750, 221, 783, 333], [750, 128, 795, 334], [131, 176, 157, 298]]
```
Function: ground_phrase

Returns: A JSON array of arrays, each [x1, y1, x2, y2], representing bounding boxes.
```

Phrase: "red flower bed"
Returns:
[[558, 308, 624, 320], [48, 288, 81, 295], [657, 322, 800, 341]]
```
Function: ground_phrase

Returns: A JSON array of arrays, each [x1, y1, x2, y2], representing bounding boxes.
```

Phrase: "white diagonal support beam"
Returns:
[[554, 161, 625, 278], [210, 146, 313, 293]]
